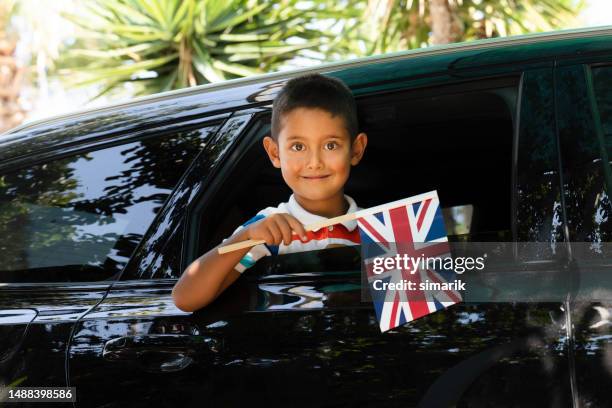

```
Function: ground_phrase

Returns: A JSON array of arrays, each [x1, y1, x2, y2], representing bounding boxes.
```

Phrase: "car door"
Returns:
[[0, 114, 222, 405], [555, 52, 612, 407], [193, 68, 573, 407], [65, 111, 253, 407], [193, 68, 574, 407]]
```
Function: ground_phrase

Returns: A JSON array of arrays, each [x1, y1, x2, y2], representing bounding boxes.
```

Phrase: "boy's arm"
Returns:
[[172, 212, 307, 312], [171, 228, 253, 312]]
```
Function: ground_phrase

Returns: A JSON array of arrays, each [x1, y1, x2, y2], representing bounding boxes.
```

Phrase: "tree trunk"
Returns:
[[0, 37, 25, 134], [429, 0, 463, 45]]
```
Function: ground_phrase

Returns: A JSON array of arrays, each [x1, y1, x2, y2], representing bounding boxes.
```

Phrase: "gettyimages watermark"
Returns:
[[360, 242, 612, 303], [368, 253, 485, 292], [371, 253, 485, 275]]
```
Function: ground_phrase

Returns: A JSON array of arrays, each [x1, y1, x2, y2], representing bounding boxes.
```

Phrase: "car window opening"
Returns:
[[197, 78, 519, 276]]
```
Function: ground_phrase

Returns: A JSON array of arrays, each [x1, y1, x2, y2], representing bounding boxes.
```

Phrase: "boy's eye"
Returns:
[[325, 142, 338, 150], [290, 143, 304, 152]]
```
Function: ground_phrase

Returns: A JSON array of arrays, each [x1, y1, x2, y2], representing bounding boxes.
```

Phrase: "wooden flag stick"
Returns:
[[217, 190, 438, 254]]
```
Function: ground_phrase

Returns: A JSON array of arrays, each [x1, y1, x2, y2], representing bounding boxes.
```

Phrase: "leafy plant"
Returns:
[[58, 0, 358, 98]]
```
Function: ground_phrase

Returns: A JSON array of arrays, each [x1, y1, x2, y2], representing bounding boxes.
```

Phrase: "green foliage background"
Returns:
[[55, 0, 585, 99]]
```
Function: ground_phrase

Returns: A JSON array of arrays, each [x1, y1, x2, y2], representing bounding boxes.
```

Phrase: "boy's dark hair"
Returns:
[[271, 73, 358, 141]]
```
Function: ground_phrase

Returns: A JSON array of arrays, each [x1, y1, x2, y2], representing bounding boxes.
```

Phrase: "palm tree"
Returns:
[[58, 0, 359, 99], [363, 0, 585, 53], [0, 0, 25, 134]]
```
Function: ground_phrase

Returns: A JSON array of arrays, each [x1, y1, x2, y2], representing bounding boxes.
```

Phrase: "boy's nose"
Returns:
[[306, 151, 323, 169]]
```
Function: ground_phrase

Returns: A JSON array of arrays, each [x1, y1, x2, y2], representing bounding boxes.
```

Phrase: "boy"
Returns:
[[172, 73, 368, 312]]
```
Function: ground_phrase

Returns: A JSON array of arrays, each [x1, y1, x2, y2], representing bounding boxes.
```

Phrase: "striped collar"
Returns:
[[287, 193, 359, 232]]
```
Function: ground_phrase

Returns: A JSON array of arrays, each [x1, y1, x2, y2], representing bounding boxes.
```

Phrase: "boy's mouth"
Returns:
[[302, 175, 330, 180]]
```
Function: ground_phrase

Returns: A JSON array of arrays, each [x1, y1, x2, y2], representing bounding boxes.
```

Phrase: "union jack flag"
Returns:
[[356, 191, 462, 332]]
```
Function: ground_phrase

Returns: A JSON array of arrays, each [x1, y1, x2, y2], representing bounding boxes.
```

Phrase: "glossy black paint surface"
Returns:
[[555, 53, 612, 406], [1, 283, 109, 395], [1, 29, 612, 407], [65, 61, 576, 406], [68, 277, 571, 407]]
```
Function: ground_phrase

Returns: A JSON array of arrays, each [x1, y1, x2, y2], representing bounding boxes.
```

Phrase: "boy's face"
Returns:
[[263, 107, 367, 204]]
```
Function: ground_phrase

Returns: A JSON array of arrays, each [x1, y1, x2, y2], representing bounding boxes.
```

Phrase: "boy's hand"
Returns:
[[245, 213, 308, 246]]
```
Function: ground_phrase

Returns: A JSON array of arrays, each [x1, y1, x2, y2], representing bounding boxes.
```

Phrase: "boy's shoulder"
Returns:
[[242, 200, 291, 227], [228, 199, 291, 238]]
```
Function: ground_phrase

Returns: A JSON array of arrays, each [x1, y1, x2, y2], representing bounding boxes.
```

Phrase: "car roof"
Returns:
[[1, 25, 612, 168]]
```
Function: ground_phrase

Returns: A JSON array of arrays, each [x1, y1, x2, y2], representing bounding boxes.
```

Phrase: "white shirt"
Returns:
[[225, 194, 362, 273]]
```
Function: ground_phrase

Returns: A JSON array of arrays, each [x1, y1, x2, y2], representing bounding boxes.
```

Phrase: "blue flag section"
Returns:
[[356, 191, 463, 332]]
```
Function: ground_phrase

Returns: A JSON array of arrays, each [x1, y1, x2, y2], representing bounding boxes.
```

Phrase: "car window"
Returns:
[[515, 69, 563, 244], [194, 77, 527, 277], [583, 65, 612, 242], [557, 64, 612, 244], [593, 66, 612, 139], [353, 79, 518, 242], [0, 125, 218, 283]]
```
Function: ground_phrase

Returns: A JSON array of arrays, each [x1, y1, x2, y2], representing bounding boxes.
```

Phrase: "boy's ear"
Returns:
[[263, 136, 281, 168], [350, 132, 368, 166]]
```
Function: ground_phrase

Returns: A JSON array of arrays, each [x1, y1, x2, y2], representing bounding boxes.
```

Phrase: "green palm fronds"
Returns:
[[56, 0, 585, 99], [58, 0, 356, 98]]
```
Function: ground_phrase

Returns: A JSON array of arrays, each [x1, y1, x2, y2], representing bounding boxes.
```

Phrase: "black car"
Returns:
[[2, 26, 612, 407]]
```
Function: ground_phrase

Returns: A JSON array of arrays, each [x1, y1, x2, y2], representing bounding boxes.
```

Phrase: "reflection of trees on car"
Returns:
[[0, 159, 77, 274], [0, 125, 218, 282]]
